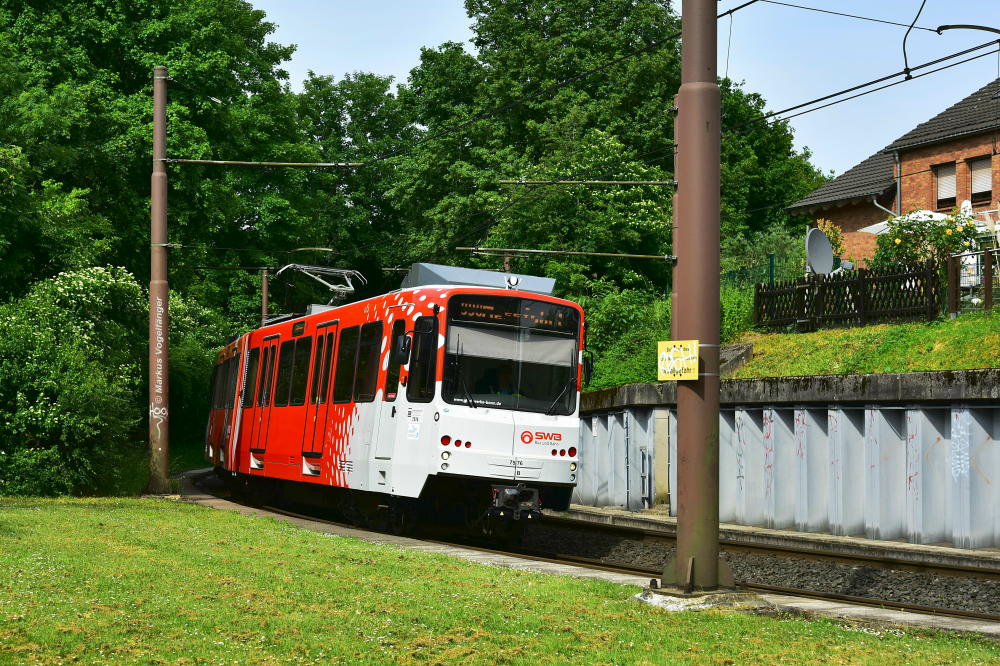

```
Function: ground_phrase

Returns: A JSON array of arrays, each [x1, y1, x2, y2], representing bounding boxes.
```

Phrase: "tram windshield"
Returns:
[[443, 294, 580, 416]]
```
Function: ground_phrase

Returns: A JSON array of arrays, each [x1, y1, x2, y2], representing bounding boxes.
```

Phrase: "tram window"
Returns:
[[384, 320, 406, 401], [216, 361, 229, 409], [242, 348, 260, 408], [354, 322, 383, 402], [225, 353, 240, 409], [210, 364, 223, 409], [309, 334, 325, 404], [289, 337, 313, 406], [332, 326, 359, 403], [273, 340, 296, 407], [257, 346, 273, 406], [407, 316, 438, 403], [320, 332, 336, 403]]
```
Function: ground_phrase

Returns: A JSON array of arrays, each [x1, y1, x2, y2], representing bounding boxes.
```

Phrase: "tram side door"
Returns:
[[373, 319, 407, 461], [223, 341, 246, 466], [249, 334, 280, 463], [303, 321, 338, 461], [234, 344, 262, 472]]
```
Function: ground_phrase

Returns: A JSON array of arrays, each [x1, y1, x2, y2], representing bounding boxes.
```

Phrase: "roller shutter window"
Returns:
[[936, 162, 956, 210], [970, 156, 992, 204]]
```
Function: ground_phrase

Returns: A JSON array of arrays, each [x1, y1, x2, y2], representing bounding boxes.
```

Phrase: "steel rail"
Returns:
[[540, 515, 1000, 581]]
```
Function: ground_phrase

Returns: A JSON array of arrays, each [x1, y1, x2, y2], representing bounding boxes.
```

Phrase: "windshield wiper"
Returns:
[[456, 335, 478, 408], [544, 377, 575, 416]]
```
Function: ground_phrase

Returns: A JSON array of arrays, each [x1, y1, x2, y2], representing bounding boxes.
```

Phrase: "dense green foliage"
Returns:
[[0, 0, 826, 493], [0, 267, 227, 495], [0, 268, 144, 495]]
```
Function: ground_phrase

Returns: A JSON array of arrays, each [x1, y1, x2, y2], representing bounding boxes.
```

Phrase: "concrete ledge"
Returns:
[[761, 594, 1000, 637], [582, 368, 1000, 412]]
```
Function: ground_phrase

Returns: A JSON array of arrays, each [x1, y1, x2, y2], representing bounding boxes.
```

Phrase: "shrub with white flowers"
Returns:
[[870, 210, 980, 270], [0, 266, 147, 495]]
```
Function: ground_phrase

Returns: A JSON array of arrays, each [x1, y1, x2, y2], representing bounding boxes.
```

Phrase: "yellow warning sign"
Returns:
[[657, 340, 699, 381]]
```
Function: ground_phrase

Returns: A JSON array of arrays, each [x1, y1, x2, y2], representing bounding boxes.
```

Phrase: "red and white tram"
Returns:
[[205, 264, 585, 530]]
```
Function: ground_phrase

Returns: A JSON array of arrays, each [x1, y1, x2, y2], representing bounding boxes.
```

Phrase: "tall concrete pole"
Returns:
[[148, 66, 171, 493], [669, 0, 722, 590]]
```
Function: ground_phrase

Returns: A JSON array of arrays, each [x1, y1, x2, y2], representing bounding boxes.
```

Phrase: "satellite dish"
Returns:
[[805, 227, 834, 274]]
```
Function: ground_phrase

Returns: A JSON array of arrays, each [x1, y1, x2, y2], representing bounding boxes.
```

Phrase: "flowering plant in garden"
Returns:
[[870, 210, 980, 270], [815, 218, 846, 257]]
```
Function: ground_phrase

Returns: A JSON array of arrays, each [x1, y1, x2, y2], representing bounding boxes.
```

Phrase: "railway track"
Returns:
[[541, 515, 1000, 582], [188, 472, 1000, 624]]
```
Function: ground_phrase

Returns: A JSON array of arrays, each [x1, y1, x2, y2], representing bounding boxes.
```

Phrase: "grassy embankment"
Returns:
[[733, 311, 1000, 379], [3, 498, 1000, 664]]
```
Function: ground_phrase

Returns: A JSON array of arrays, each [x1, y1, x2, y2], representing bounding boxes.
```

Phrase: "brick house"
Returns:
[[788, 78, 1000, 263]]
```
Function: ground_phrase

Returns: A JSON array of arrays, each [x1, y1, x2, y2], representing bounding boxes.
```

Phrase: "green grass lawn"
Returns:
[[2, 498, 999, 664], [733, 311, 1000, 379]]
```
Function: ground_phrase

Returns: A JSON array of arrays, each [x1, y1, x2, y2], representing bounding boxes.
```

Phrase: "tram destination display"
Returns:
[[450, 295, 577, 334]]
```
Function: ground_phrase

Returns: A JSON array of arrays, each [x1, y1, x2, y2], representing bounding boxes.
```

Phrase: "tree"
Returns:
[[0, 0, 322, 312]]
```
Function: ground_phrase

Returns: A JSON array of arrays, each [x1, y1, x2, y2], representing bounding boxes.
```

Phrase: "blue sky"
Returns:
[[251, 0, 1000, 177]]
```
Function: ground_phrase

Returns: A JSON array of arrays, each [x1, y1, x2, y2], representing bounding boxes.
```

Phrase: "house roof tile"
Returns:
[[787, 150, 895, 212], [789, 77, 1000, 213]]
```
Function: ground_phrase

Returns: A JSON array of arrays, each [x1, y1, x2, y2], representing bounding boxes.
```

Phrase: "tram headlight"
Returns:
[[570, 474, 576, 482], [569, 462, 577, 472], [441, 451, 451, 460], [441, 462, 449, 471]]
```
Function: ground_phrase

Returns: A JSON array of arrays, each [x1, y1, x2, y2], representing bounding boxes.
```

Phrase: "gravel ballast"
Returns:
[[523, 523, 1000, 616]]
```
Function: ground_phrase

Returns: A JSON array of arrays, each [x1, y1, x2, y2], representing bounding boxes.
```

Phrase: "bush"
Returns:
[[0, 267, 146, 495], [577, 287, 669, 390], [870, 210, 979, 270], [579, 283, 756, 390], [0, 266, 236, 495], [721, 225, 806, 273], [721, 284, 754, 344]]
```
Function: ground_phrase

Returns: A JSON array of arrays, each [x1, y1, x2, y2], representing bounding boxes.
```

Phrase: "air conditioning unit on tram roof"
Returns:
[[400, 262, 555, 295]]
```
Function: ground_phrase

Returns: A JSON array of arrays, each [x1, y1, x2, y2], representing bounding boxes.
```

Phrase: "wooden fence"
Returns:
[[754, 259, 939, 331]]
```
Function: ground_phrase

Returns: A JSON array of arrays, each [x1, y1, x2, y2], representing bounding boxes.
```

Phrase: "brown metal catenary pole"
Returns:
[[667, 0, 723, 590], [148, 66, 171, 493]]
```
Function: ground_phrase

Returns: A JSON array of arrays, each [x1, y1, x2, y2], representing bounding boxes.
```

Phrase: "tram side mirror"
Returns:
[[392, 335, 411, 365], [583, 351, 594, 386]]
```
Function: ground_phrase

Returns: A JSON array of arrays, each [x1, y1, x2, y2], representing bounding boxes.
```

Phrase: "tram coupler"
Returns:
[[490, 483, 540, 521]]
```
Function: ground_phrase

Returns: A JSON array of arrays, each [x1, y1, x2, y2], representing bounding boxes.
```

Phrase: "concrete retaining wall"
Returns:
[[574, 370, 1000, 548]]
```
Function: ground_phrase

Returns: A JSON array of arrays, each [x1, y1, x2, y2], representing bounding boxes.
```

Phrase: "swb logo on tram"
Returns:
[[521, 430, 562, 444]]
